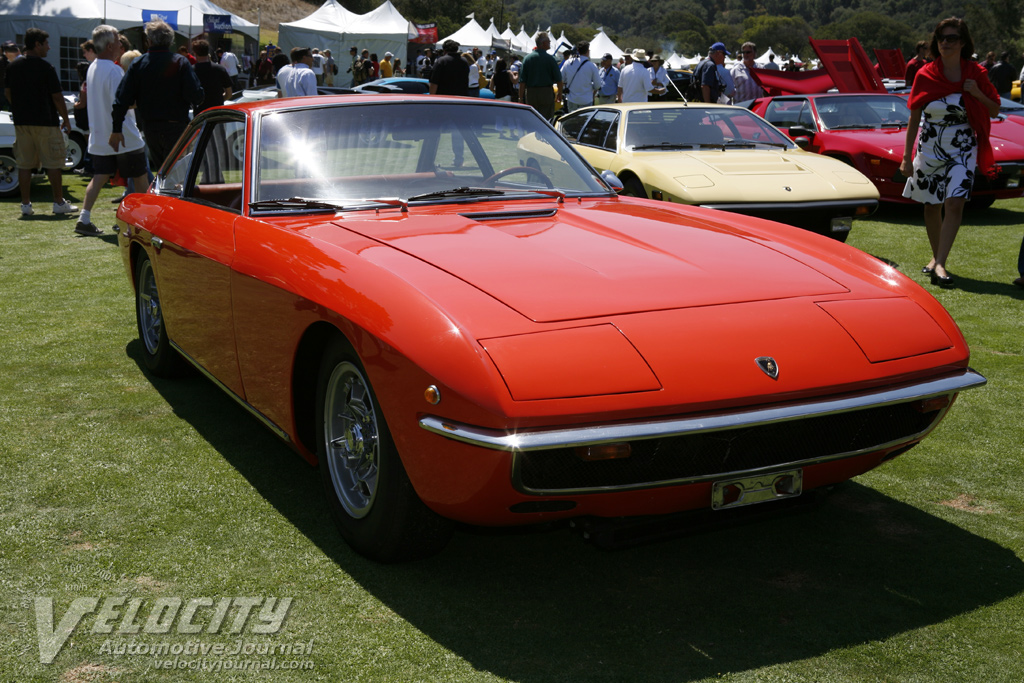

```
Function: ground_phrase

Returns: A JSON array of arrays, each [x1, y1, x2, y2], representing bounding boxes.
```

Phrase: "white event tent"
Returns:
[[436, 14, 500, 52], [589, 28, 624, 61], [0, 0, 258, 86], [278, 0, 416, 86]]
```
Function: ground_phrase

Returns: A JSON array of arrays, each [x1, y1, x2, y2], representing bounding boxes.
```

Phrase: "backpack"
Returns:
[[686, 59, 717, 101]]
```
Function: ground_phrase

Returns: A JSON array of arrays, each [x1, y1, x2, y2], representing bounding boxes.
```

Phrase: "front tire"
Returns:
[[135, 253, 183, 377], [316, 337, 452, 562], [621, 175, 647, 198]]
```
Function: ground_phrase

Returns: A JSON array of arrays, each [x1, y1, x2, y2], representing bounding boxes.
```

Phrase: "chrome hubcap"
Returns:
[[324, 362, 379, 518], [138, 261, 163, 354]]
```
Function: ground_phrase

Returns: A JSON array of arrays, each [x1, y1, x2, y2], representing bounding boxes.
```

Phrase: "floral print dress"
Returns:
[[903, 94, 977, 203]]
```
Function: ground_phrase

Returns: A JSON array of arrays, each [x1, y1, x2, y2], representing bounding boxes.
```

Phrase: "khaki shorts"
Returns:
[[14, 125, 66, 170]]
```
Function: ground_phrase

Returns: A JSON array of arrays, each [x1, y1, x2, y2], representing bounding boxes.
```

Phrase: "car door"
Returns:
[[575, 110, 620, 172], [763, 98, 821, 152], [150, 114, 247, 396]]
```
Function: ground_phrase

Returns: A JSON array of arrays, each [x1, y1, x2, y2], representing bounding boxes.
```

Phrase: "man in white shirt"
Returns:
[[560, 41, 602, 111], [218, 47, 241, 90], [311, 48, 325, 85], [76, 24, 149, 236], [617, 49, 653, 103], [282, 47, 317, 97], [729, 41, 764, 102]]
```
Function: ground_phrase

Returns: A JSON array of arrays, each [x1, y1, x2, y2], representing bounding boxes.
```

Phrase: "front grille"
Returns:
[[516, 402, 940, 493]]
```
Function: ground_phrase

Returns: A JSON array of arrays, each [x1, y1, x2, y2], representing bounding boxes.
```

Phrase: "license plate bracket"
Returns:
[[712, 469, 803, 510]]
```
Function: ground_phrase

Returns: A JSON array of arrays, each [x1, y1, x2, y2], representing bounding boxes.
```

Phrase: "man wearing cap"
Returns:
[[617, 49, 653, 103], [647, 54, 670, 100], [380, 52, 394, 79], [596, 53, 619, 104], [518, 32, 563, 119], [560, 41, 601, 112], [694, 42, 729, 103]]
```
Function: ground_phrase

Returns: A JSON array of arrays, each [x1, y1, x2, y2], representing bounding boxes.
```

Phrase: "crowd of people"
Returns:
[[2, 18, 1023, 287]]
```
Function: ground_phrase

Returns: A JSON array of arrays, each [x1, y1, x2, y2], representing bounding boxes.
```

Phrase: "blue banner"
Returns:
[[204, 14, 232, 33], [141, 10, 178, 30]]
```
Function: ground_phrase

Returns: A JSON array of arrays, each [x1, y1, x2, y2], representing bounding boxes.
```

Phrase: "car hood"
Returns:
[[624, 149, 874, 202], [337, 200, 848, 323], [830, 125, 1024, 162]]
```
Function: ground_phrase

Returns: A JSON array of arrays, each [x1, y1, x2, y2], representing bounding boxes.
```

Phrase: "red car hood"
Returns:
[[337, 201, 848, 323], [827, 123, 1024, 161]]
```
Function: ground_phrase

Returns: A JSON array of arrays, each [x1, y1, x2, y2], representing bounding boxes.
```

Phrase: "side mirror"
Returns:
[[793, 136, 811, 150], [600, 170, 624, 193], [789, 126, 815, 140]]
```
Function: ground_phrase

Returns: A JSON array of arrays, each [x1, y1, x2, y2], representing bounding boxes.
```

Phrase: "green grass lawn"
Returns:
[[1, 173, 1023, 682]]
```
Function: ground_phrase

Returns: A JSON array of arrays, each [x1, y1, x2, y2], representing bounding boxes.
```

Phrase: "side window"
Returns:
[[189, 119, 246, 212], [578, 110, 617, 148], [764, 100, 813, 130], [558, 112, 591, 142], [796, 101, 815, 129], [602, 113, 620, 150], [156, 129, 202, 196]]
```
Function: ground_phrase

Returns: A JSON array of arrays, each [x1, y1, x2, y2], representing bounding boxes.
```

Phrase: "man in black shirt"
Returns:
[[111, 19, 203, 170], [988, 52, 1015, 99], [3, 28, 77, 216], [192, 40, 233, 113], [429, 40, 469, 96]]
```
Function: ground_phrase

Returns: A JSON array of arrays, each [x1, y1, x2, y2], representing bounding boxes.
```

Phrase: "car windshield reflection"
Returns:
[[816, 95, 911, 130], [254, 102, 608, 209], [624, 107, 795, 150]]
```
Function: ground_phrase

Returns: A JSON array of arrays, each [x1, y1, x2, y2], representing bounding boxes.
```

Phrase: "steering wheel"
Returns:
[[482, 165, 553, 188]]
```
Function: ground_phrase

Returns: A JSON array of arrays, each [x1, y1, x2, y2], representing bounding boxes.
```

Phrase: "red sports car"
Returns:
[[751, 92, 1024, 209], [117, 95, 985, 561]]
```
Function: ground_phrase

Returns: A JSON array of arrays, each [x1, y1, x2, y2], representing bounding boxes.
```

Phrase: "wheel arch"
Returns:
[[291, 321, 347, 459]]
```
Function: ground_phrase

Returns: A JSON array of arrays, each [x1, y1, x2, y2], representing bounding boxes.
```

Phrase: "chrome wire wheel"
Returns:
[[137, 258, 163, 356], [323, 361, 380, 518]]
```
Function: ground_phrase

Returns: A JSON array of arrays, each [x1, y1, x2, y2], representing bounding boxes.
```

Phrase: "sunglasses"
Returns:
[[742, 51, 754, 55], [938, 34, 961, 43]]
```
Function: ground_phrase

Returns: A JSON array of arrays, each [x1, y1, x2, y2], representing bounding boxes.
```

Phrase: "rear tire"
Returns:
[[0, 151, 19, 198], [65, 132, 86, 171], [316, 337, 452, 562], [966, 194, 996, 210]]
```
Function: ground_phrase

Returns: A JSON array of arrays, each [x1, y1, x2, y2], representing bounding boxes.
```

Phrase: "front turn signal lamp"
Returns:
[[574, 443, 632, 461]]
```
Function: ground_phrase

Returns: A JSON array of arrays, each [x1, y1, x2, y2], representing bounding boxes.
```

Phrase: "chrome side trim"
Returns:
[[419, 369, 985, 452], [169, 341, 292, 443], [698, 199, 879, 212]]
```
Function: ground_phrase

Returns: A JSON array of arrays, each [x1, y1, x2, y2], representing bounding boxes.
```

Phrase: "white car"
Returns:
[[0, 94, 88, 197]]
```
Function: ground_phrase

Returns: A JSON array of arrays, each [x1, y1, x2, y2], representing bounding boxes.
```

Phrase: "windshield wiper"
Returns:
[[728, 140, 790, 148], [828, 124, 873, 130], [880, 122, 908, 128], [248, 196, 348, 211], [632, 143, 694, 150], [407, 187, 509, 202]]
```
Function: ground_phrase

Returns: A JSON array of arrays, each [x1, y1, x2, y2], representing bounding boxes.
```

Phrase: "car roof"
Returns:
[[222, 93, 500, 114], [571, 102, 741, 113]]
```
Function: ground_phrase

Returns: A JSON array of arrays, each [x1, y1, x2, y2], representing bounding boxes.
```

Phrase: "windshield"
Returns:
[[815, 95, 911, 130], [254, 101, 607, 207], [624, 106, 795, 149]]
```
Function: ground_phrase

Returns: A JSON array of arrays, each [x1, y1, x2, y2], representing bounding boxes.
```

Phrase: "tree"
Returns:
[[817, 11, 916, 56], [742, 15, 814, 57]]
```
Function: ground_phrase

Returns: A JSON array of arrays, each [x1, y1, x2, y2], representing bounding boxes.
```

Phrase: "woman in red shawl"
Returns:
[[899, 17, 1000, 288]]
